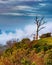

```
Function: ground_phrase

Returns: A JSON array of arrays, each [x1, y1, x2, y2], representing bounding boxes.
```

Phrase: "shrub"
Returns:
[[44, 49, 52, 65], [40, 33, 51, 38]]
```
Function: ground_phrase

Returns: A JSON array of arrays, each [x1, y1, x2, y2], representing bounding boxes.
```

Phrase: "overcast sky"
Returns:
[[0, 0, 52, 44]]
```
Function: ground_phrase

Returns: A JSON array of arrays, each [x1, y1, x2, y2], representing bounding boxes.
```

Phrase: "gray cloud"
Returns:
[[0, 0, 43, 4]]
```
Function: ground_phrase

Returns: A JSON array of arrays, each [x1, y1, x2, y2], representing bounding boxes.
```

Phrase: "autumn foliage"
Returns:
[[0, 38, 52, 65]]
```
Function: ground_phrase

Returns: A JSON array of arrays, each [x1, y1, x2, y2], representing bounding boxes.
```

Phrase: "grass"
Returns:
[[38, 37, 52, 45]]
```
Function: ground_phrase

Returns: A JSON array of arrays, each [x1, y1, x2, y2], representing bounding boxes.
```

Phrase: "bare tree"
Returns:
[[34, 16, 46, 40]]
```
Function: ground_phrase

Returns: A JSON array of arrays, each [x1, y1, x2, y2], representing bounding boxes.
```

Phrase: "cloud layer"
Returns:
[[0, 0, 43, 4], [0, 0, 52, 45], [0, 22, 52, 45], [0, 0, 52, 19]]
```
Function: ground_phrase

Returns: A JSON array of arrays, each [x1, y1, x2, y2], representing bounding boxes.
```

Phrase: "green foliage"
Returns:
[[38, 37, 52, 45], [3, 48, 13, 57], [44, 49, 52, 65], [32, 62, 36, 65], [0, 37, 52, 65], [21, 57, 30, 65]]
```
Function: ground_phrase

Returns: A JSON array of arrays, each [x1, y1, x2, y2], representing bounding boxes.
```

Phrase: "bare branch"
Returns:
[[34, 16, 46, 40], [34, 16, 39, 25], [40, 16, 44, 22], [38, 17, 44, 27], [41, 21, 46, 25], [38, 26, 45, 32]]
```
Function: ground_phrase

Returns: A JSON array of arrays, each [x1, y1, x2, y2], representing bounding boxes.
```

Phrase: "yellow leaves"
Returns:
[[32, 62, 36, 65], [0, 38, 52, 65], [0, 62, 4, 65]]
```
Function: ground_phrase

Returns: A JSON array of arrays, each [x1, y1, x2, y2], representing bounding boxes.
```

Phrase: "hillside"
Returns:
[[39, 37, 52, 45], [0, 37, 52, 65]]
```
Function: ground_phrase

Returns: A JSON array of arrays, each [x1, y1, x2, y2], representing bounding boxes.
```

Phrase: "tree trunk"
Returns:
[[36, 26, 38, 40]]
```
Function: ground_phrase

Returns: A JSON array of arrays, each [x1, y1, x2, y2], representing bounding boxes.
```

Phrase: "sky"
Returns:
[[0, 0, 52, 45]]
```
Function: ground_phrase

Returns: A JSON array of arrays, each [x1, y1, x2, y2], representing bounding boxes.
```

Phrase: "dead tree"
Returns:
[[34, 16, 46, 40]]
